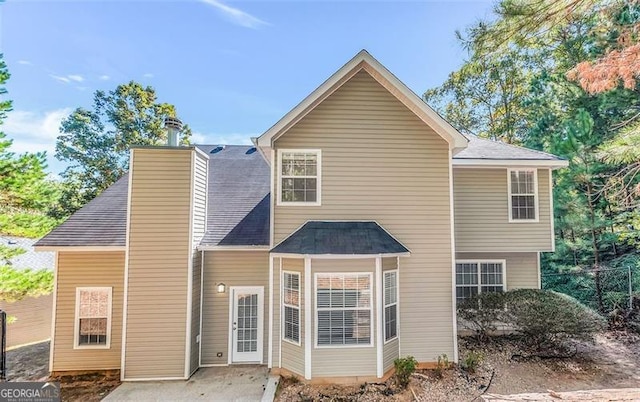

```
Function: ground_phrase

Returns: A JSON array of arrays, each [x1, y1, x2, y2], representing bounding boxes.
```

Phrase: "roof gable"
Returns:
[[256, 50, 468, 159]]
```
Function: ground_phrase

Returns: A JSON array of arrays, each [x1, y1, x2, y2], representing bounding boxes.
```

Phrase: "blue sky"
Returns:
[[1, 0, 493, 174]]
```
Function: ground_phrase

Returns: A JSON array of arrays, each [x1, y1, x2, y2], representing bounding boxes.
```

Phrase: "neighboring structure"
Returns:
[[0, 236, 55, 348], [35, 50, 568, 382]]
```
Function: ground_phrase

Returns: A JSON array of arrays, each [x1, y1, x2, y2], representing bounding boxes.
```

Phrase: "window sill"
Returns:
[[383, 336, 398, 345], [73, 344, 111, 350], [277, 201, 322, 207], [314, 343, 374, 349]]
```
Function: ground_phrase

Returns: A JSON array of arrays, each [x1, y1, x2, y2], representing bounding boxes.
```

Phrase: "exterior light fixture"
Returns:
[[216, 283, 226, 293]]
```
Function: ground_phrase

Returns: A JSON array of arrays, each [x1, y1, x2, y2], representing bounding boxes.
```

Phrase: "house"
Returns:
[[34, 50, 568, 382], [0, 236, 55, 348]]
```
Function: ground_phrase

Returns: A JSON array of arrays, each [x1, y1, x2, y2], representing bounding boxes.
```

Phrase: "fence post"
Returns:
[[0, 310, 6, 381]]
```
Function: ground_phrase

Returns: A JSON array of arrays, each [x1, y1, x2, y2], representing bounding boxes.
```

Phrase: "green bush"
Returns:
[[0, 265, 54, 303], [460, 351, 484, 373], [457, 291, 508, 339], [393, 355, 417, 388], [434, 354, 449, 378], [504, 289, 606, 349], [458, 289, 606, 350]]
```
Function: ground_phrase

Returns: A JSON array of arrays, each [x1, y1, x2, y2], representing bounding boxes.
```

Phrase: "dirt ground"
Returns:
[[276, 331, 640, 401], [5, 341, 120, 401]]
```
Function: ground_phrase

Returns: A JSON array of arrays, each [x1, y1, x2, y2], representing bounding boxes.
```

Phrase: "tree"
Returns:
[[54, 82, 192, 216], [0, 54, 61, 238], [426, 1, 640, 314]]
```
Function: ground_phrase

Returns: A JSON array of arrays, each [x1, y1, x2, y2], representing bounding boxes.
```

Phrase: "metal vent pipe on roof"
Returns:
[[165, 117, 183, 146]]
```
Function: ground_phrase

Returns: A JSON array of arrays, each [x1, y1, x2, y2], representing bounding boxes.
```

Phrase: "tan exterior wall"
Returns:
[[279, 258, 304, 376], [1, 294, 52, 349], [310, 259, 377, 377], [456, 252, 540, 290], [453, 168, 553, 252], [201, 251, 269, 365], [273, 70, 455, 363], [123, 148, 194, 379], [52, 251, 124, 371]]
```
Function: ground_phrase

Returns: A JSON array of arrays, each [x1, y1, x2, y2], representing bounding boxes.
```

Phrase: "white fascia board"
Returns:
[[196, 245, 270, 251], [34, 246, 126, 252], [270, 252, 410, 259], [256, 50, 468, 154], [452, 158, 569, 168]]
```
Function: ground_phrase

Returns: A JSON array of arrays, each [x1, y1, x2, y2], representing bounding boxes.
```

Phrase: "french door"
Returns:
[[230, 286, 263, 363]]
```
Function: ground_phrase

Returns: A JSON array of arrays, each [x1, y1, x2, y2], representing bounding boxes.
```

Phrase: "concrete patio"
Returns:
[[103, 366, 271, 401]]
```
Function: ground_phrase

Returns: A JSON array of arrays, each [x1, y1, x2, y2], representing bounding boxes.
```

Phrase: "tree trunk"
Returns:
[[586, 183, 604, 313]]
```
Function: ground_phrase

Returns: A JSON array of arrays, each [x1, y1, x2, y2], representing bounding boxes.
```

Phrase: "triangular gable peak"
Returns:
[[255, 50, 468, 161]]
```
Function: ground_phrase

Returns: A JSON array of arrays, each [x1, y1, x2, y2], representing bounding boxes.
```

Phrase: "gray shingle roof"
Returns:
[[197, 145, 270, 247], [271, 221, 409, 255], [35, 174, 129, 247], [454, 134, 565, 161], [1, 236, 55, 270]]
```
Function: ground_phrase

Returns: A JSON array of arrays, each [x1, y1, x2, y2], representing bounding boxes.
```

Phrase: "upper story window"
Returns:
[[508, 169, 538, 222], [74, 287, 112, 349], [278, 150, 321, 206]]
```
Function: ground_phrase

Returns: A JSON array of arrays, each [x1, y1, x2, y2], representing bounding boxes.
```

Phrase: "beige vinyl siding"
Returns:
[[453, 168, 553, 252], [193, 152, 208, 246], [383, 338, 399, 372], [190, 251, 202, 374], [274, 70, 455, 364], [0, 294, 52, 349], [52, 252, 124, 371], [280, 258, 304, 375], [310, 259, 377, 377], [124, 148, 193, 379], [201, 251, 269, 365], [456, 252, 540, 290]]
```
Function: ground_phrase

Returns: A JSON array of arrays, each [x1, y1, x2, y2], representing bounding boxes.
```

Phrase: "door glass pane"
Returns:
[[236, 292, 259, 354]]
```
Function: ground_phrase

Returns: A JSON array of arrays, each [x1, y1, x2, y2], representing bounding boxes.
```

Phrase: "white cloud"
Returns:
[[191, 131, 254, 145], [3, 108, 73, 173], [143, 73, 154, 78], [200, 0, 270, 29], [17, 60, 32, 65], [99, 75, 110, 81], [68, 74, 84, 82], [50, 74, 84, 84], [50, 74, 70, 83]]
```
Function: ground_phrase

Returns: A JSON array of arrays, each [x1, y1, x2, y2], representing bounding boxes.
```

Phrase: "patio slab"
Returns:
[[103, 365, 270, 401]]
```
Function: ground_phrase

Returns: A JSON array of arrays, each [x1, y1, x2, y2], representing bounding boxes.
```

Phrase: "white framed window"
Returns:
[[455, 261, 506, 306], [383, 270, 398, 343], [277, 149, 321, 206], [315, 273, 373, 348], [74, 287, 112, 349], [508, 169, 539, 222], [282, 271, 301, 345]]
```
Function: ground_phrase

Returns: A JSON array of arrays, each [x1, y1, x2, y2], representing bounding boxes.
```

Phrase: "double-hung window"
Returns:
[[283, 272, 301, 344], [278, 150, 321, 205], [455, 261, 505, 306], [74, 287, 112, 348], [383, 271, 398, 342], [508, 169, 538, 222], [316, 273, 372, 347]]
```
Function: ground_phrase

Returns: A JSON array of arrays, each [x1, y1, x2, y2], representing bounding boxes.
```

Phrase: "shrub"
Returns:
[[460, 351, 484, 373], [504, 289, 606, 349], [394, 355, 417, 388], [457, 291, 508, 339], [434, 354, 449, 378]]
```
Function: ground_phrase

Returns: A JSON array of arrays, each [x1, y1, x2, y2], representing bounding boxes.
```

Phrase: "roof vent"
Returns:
[[245, 147, 257, 155], [210, 145, 225, 154], [164, 117, 183, 147]]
